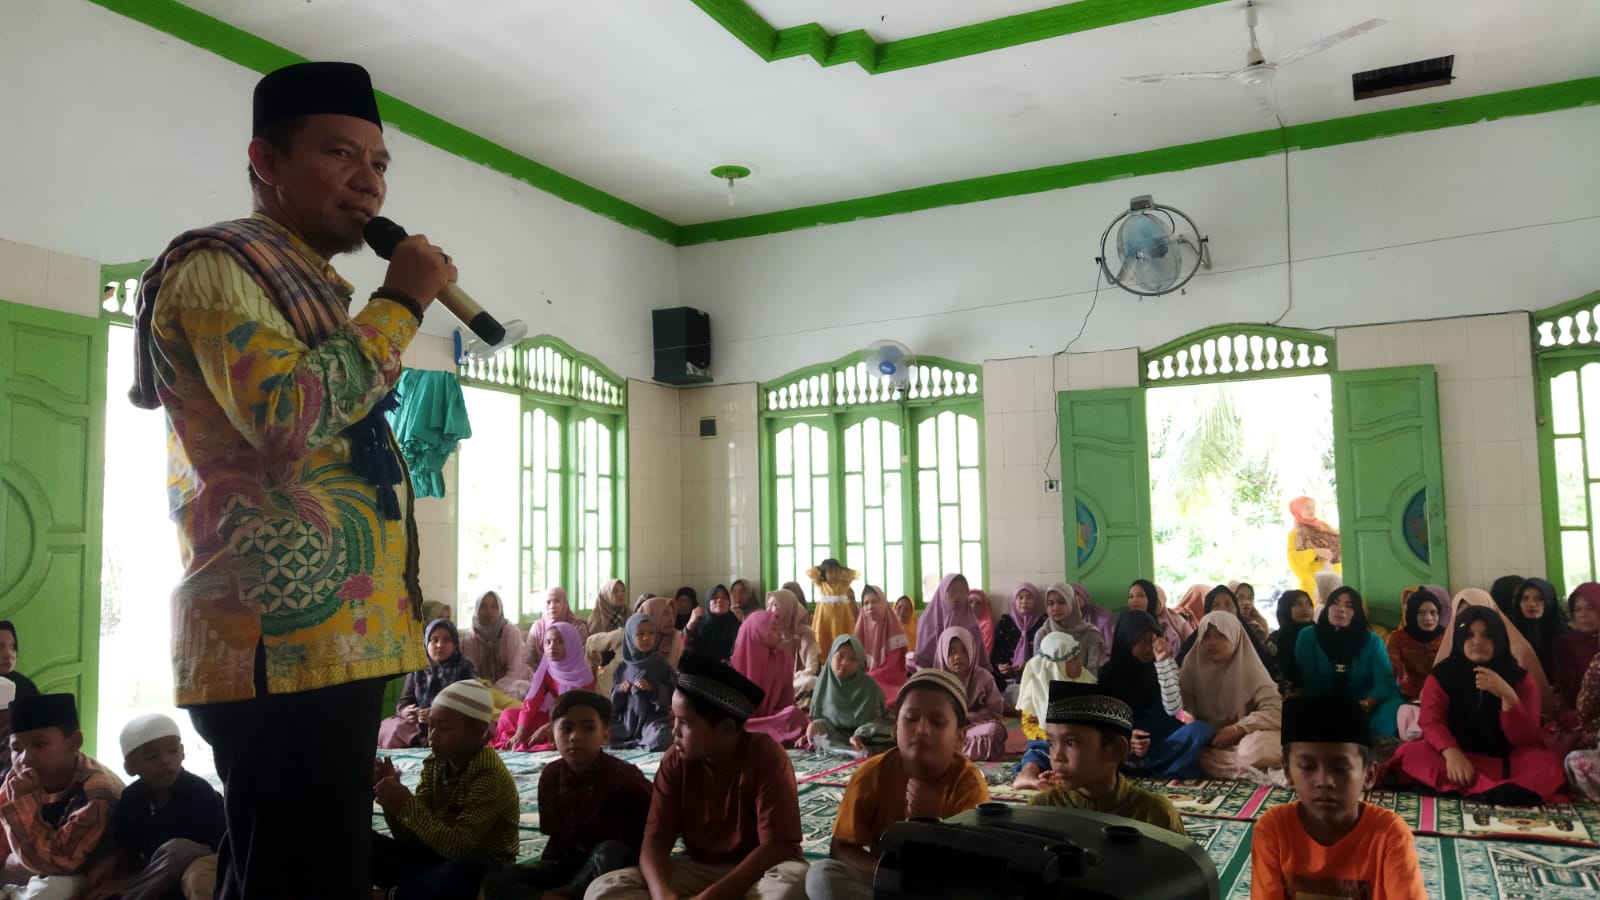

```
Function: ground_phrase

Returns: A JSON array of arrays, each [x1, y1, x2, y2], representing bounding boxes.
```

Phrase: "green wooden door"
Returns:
[[0, 300, 107, 750], [1058, 388, 1153, 609], [1331, 365, 1448, 621]]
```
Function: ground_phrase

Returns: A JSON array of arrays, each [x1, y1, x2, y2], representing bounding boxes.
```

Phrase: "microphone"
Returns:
[[362, 216, 506, 346]]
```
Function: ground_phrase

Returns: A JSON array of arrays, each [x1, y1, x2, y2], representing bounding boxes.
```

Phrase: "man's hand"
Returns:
[[373, 756, 400, 786], [380, 234, 456, 311], [374, 775, 412, 811]]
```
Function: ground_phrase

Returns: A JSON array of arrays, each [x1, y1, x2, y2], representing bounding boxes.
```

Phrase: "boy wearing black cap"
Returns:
[[1027, 681, 1185, 836], [1251, 696, 1424, 898], [807, 668, 989, 900], [584, 656, 809, 900], [0, 694, 122, 900]]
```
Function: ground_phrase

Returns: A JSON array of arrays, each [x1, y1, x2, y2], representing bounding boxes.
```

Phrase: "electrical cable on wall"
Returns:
[[1041, 265, 1105, 481], [1268, 80, 1296, 327]]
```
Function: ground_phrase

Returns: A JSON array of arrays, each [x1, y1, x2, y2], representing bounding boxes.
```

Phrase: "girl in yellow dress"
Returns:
[[806, 558, 859, 655]]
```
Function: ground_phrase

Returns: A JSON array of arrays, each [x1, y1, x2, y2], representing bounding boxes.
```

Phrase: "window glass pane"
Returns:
[[776, 477, 794, 543], [845, 424, 863, 473], [1557, 438, 1587, 527], [918, 417, 937, 468], [846, 474, 865, 542], [884, 473, 903, 542], [1564, 530, 1595, 596], [598, 422, 611, 476], [1585, 365, 1600, 473], [459, 386, 521, 617], [795, 426, 812, 507], [919, 471, 939, 539], [941, 506, 960, 573], [776, 428, 793, 476], [958, 412, 979, 467], [1552, 370, 1580, 436], [813, 427, 830, 476], [962, 543, 983, 585], [960, 469, 982, 540], [814, 480, 831, 543]]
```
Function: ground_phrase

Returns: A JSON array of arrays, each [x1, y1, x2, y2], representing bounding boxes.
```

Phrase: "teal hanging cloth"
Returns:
[[386, 369, 471, 499]]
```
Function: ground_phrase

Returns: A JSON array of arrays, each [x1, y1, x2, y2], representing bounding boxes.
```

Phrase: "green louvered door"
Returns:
[[1332, 365, 1449, 622], [1059, 388, 1153, 610], [0, 300, 107, 749]]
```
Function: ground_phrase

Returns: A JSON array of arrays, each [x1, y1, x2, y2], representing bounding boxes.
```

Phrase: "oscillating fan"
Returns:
[[1098, 195, 1211, 297], [864, 339, 915, 393]]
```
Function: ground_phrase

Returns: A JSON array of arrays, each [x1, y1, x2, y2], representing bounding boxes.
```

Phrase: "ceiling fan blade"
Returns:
[[1274, 18, 1387, 67], [1121, 70, 1238, 84]]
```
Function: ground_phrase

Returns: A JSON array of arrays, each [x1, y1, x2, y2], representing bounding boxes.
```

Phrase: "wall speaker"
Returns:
[[652, 306, 712, 385]]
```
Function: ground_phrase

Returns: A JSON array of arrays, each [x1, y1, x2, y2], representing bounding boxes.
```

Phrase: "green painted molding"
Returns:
[[457, 332, 628, 410], [679, 77, 1600, 245], [759, 350, 981, 413], [84, 0, 679, 243], [1532, 289, 1600, 328], [1142, 323, 1331, 362], [691, 0, 1229, 74], [85, 1, 1600, 249]]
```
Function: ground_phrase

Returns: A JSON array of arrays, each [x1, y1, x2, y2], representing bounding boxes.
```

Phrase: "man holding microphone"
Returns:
[[130, 61, 452, 898]]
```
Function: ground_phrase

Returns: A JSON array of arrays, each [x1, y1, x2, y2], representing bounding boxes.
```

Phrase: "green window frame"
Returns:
[[458, 335, 627, 620], [1141, 324, 1335, 387], [760, 353, 982, 604], [1535, 291, 1600, 597]]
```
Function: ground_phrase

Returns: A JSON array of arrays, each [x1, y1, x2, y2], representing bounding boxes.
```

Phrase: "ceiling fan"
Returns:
[[1123, 1, 1386, 117]]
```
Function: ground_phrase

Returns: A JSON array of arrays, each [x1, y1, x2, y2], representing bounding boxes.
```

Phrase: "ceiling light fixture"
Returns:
[[710, 164, 751, 207]]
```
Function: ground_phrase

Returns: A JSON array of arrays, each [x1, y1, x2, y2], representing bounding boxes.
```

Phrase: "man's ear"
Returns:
[[246, 137, 282, 188]]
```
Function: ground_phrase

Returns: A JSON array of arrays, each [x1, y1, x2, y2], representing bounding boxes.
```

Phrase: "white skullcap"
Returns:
[[119, 712, 182, 758]]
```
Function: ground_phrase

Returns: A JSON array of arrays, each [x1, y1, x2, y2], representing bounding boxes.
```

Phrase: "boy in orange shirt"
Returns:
[[1251, 696, 1425, 899], [805, 669, 989, 900]]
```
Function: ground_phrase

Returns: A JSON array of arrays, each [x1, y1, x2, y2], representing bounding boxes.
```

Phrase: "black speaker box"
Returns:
[[652, 306, 712, 385]]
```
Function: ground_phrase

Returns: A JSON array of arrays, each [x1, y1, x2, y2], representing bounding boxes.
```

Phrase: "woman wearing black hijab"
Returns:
[[1387, 606, 1565, 803], [1101, 611, 1213, 778], [1269, 590, 1315, 688], [1490, 575, 1525, 618], [1508, 577, 1567, 676], [684, 583, 741, 663], [1294, 587, 1403, 738]]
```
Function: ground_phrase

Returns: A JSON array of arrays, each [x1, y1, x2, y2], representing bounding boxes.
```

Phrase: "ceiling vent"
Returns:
[[1353, 55, 1455, 101]]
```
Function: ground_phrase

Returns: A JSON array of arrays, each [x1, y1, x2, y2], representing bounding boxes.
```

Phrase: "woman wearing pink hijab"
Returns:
[[969, 588, 997, 657], [728, 609, 811, 745], [912, 573, 993, 673], [1128, 579, 1193, 651]]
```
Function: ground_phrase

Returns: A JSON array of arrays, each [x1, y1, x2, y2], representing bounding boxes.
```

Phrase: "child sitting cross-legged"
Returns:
[[371, 680, 520, 900], [97, 713, 224, 900], [481, 690, 653, 900], [608, 614, 677, 752], [1011, 631, 1091, 791], [1251, 696, 1425, 898], [805, 669, 989, 900], [0, 694, 122, 900], [1027, 681, 1185, 836], [583, 655, 810, 900], [804, 635, 895, 760]]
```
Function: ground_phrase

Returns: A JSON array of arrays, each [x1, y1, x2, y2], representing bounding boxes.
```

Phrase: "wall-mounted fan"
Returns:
[[865, 339, 915, 393], [1098, 195, 1211, 297], [1123, 1, 1386, 117]]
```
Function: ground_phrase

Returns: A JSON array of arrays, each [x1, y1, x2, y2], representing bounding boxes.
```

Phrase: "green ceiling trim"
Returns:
[[84, 0, 680, 243], [691, 0, 1231, 74], [677, 76, 1600, 245]]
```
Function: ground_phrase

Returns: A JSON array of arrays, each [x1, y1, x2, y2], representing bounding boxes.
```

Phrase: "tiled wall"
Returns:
[[0, 238, 98, 317], [399, 334, 461, 613], [1335, 312, 1544, 593], [982, 349, 1142, 605], [678, 384, 762, 593], [627, 380, 684, 594]]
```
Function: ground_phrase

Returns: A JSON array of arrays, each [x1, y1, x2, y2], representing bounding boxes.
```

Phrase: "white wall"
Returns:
[[677, 106, 1600, 386], [627, 379, 684, 594], [678, 383, 762, 592], [0, 0, 677, 381]]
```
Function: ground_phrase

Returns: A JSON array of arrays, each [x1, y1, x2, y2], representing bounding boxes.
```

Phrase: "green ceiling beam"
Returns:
[[83, 0, 681, 243], [690, 0, 1232, 74], [675, 76, 1600, 245]]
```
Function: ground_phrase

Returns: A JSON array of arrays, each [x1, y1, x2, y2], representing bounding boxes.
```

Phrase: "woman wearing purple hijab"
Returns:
[[1072, 583, 1117, 649], [912, 573, 993, 673], [993, 582, 1045, 690]]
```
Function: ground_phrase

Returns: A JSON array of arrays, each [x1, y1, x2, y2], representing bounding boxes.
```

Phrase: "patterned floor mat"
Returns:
[[370, 743, 1600, 896]]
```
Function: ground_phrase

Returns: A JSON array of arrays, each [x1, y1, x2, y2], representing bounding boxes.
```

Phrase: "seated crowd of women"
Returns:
[[378, 565, 1600, 806]]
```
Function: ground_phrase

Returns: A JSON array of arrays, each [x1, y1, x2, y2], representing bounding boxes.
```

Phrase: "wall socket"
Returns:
[[1044, 479, 1061, 493]]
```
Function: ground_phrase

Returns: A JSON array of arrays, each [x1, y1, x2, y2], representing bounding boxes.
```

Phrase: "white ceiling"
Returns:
[[178, 0, 1600, 226]]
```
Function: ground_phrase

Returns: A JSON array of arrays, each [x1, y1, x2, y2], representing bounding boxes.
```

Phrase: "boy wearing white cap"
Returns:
[[371, 679, 519, 900], [101, 713, 224, 900]]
